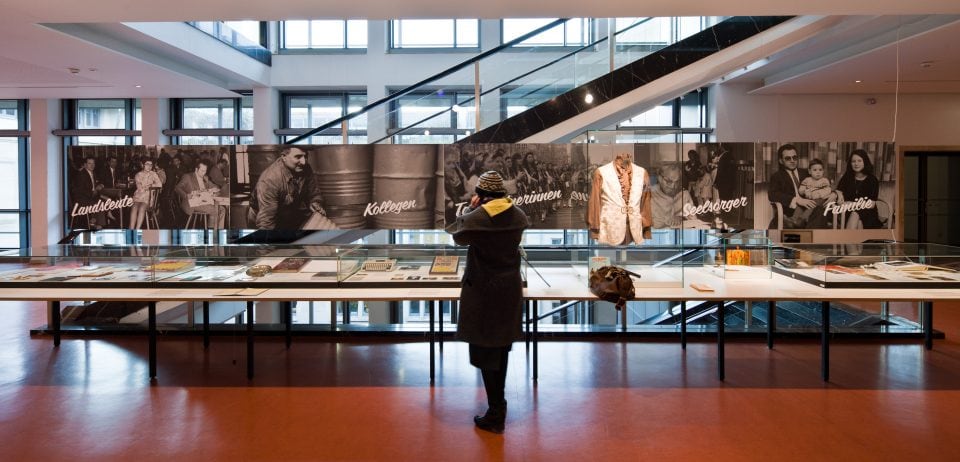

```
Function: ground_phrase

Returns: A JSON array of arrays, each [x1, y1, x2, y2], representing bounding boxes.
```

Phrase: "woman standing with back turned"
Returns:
[[446, 171, 530, 434]]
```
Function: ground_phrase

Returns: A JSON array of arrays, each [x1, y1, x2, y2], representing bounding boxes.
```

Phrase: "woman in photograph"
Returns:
[[501, 153, 523, 195], [128, 158, 163, 229], [836, 148, 882, 229]]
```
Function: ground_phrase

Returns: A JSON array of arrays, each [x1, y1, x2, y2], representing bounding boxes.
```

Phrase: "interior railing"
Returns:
[[284, 17, 724, 145]]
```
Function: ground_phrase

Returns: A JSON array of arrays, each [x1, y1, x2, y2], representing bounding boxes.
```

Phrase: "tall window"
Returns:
[[500, 85, 573, 120], [502, 18, 591, 46], [0, 100, 28, 249], [615, 17, 718, 47], [189, 21, 265, 48], [282, 92, 367, 144], [281, 20, 367, 50], [170, 97, 253, 145], [390, 19, 479, 49], [389, 90, 475, 144], [73, 99, 136, 145], [618, 88, 710, 142]]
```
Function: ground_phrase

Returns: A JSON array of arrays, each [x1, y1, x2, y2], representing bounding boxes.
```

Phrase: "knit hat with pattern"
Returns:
[[476, 170, 507, 195]]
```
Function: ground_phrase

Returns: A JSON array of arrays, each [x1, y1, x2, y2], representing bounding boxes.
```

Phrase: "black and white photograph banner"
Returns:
[[67, 145, 233, 230], [755, 141, 896, 231], [444, 143, 588, 229], [670, 142, 755, 230], [235, 144, 440, 230]]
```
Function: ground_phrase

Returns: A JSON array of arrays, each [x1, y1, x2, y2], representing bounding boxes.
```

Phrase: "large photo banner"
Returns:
[[68, 144, 441, 230], [755, 142, 896, 231], [67, 141, 897, 236], [67, 145, 233, 230], [444, 144, 588, 228], [672, 142, 755, 230], [235, 145, 441, 230]]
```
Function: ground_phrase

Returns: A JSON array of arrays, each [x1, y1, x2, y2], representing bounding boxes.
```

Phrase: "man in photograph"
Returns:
[[97, 156, 121, 189], [175, 160, 225, 229], [247, 146, 325, 230], [767, 144, 827, 228], [69, 156, 105, 228], [650, 163, 694, 229]]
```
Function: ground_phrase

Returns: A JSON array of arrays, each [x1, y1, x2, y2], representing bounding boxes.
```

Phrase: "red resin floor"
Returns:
[[1, 300, 960, 461]]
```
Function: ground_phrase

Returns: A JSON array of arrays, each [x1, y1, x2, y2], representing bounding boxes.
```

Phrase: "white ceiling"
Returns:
[[729, 15, 960, 94], [0, 0, 959, 99]]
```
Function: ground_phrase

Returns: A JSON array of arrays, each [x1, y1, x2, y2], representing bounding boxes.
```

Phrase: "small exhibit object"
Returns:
[[362, 258, 396, 272], [245, 265, 273, 277], [690, 282, 714, 292], [725, 247, 750, 266], [272, 257, 310, 273], [144, 260, 194, 272], [429, 256, 460, 274]]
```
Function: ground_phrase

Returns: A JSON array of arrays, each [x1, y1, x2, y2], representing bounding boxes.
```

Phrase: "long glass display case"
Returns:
[[337, 245, 469, 287], [772, 243, 960, 288], [0, 245, 347, 288]]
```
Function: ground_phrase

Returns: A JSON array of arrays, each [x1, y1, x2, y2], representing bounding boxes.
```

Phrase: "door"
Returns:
[[903, 151, 960, 245]]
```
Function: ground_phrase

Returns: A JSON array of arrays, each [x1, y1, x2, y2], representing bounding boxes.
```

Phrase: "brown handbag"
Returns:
[[589, 266, 642, 310]]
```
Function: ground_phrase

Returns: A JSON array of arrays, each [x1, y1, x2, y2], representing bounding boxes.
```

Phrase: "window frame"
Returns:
[[0, 99, 30, 249], [388, 19, 480, 51], [278, 91, 368, 144], [387, 89, 476, 144], [278, 19, 368, 52], [500, 18, 593, 48], [167, 97, 254, 145]]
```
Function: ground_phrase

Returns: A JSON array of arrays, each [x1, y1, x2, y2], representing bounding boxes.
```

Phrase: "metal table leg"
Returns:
[[202, 301, 210, 349], [680, 301, 687, 350], [247, 301, 254, 380], [284, 301, 292, 349], [821, 301, 830, 382], [533, 302, 539, 381], [524, 300, 530, 350], [438, 300, 444, 352], [923, 301, 933, 350], [149, 301, 157, 380], [717, 300, 725, 381], [767, 301, 776, 349], [429, 299, 435, 384], [51, 301, 61, 347], [330, 302, 337, 332]]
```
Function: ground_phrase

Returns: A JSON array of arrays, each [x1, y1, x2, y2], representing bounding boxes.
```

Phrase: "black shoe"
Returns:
[[473, 402, 506, 434]]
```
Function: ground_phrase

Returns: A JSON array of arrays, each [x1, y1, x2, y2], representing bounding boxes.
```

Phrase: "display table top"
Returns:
[[1, 266, 959, 303]]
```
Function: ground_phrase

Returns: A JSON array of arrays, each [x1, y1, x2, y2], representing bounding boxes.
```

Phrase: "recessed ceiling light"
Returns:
[[135, 85, 142, 88], [854, 80, 862, 83], [424, 130, 430, 136], [584, 93, 594, 104]]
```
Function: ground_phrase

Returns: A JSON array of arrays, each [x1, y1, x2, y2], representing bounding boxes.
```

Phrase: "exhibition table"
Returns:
[[3, 267, 959, 383]]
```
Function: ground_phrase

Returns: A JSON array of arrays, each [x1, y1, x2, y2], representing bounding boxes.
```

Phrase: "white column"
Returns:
[[253, 86, 279, 144], [365, 21, 388, 143], [140, 98, 169, 245], [28, 99, 62, 248], [139, 98, 169, 145]]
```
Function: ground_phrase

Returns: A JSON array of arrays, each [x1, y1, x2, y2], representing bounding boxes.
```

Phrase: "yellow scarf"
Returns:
[[481, 197, 514, 217]]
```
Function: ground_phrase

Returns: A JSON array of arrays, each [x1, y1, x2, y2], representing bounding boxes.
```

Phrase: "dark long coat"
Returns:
[[447, 200, 529, 348]]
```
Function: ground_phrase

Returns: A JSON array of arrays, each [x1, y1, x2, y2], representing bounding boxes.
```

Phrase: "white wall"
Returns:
[[715, 82, 960, 145]]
